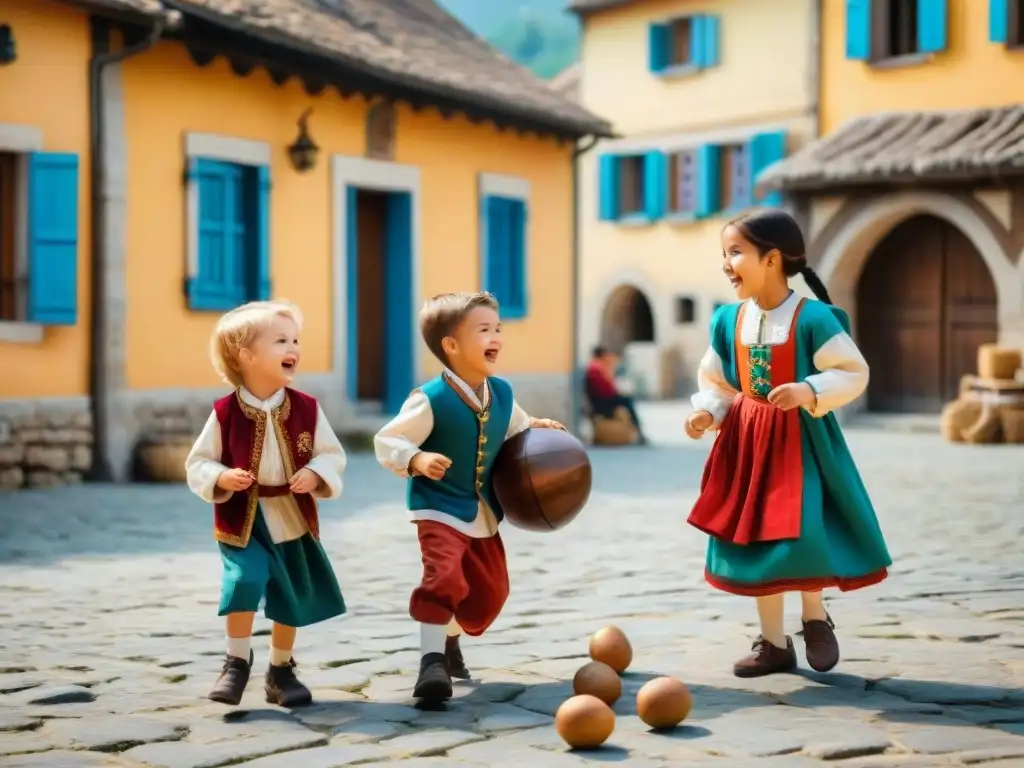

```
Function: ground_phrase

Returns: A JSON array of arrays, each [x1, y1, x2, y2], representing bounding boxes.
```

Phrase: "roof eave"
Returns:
[[761, 165, 1024, 194], [62, 0, 170, 22], [165, 0, 612, 141]]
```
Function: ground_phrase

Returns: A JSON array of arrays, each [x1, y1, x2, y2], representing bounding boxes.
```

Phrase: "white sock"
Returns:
[[269, 646, 292, 666], [446, 618, 463, 638], [226, 635, 251, 661], [420, 622, 447, 656]]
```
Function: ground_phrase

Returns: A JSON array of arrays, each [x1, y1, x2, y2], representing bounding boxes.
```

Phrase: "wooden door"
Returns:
[[857, 215, 997, 413]]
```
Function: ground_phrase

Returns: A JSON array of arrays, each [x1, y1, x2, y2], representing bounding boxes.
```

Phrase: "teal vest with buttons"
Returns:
[[407, 374, 514, 523]]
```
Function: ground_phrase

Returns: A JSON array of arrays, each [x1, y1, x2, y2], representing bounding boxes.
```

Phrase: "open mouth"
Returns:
[[484, 349, 499, 363], [281, 360, 296, 372], [727, 275, 742, 288]]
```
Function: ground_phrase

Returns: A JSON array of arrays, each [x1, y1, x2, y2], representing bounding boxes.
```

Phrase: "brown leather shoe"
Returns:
[[801, 614, 839, 672], [733, 636, 797, 678], [445, 635, 470, 680]]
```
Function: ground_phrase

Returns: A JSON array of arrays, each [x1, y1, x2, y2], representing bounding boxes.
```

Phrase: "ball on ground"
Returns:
[[572, 661, 622, 706], [554, 694, 615, 749], [491, 427, 592, 532], [636, 676, 692, 729], [588, 626, 632, 674]]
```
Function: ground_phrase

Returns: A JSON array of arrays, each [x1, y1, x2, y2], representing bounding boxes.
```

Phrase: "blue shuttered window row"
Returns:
[[846, 0, 947, 61], [26, 152, 80, 325], [648, 14, 721, 74], [481, 195, 527, 319], [598, 131, 786, 225], [187, 157, 271, 312]]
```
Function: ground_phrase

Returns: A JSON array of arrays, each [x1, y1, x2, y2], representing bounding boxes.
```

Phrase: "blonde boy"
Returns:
[[186, 300, 347, 707]]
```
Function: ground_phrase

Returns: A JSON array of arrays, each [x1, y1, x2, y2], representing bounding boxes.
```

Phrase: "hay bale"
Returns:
[[1000, 408, 1024, 444], [592, 407, 637, 446], [977, 344, 1022, 381], [940, 399, 981, 443], [962, 404, 1003, 445]]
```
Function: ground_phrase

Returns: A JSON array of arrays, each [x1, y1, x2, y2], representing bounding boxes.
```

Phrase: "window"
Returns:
[[186, 158, 270, 312], [845, 0, 947, 62], [675, 296, 696, 324], [719, 144, 749, 212], [990, 0, 1024, 47], [0, 149, 79, 326], [619, 156, 646, 216], [668, 150, 697, 216], [482, 195, 527, 319], [648, 14, 721, 74], [597, 152, 666, 222]]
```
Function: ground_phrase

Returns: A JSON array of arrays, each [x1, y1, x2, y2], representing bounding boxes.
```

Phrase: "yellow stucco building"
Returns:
[[571, 0, 820, 398], [0, 0, 610, 487], [763, 0, 1024, 414]]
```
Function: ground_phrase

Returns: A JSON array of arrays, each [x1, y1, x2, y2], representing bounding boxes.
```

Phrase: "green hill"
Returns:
[[437, 0, 580, 79]]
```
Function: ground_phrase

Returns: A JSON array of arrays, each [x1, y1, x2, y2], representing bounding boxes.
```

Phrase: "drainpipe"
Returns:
[[570, 134, 599, 435], [86, 16, 167, 481]]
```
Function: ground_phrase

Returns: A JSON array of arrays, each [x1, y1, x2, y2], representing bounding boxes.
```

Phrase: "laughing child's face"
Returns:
[[239, 313, 301, 392], [444, 305, 502, 386], [722, 224, 773, 301]]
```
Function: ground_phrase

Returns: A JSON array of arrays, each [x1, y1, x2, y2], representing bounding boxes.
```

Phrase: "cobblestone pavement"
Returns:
[[1, 405, 1024, 767]]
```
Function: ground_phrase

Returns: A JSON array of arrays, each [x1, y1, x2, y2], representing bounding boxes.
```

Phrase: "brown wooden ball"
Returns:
[[572, 661, 622, 706], [492, 427, 592, 532], [636, 676, 692, 730], [554, 694, 615, 749], [588, 626, 632, 674]]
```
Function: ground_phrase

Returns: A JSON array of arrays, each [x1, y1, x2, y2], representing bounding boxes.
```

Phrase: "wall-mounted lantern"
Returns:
[[287, 108, 319, 173], [0, 25, 16, 65]]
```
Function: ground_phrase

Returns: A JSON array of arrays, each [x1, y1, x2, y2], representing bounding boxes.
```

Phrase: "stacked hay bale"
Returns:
[[941, 345, 1024, 444]]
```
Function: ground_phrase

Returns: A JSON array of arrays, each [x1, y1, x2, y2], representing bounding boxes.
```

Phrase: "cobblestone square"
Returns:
[[1, 405, 1023, 767]]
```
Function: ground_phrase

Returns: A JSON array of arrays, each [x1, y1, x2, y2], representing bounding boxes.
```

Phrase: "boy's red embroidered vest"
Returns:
[[212, 388, 321, 548]]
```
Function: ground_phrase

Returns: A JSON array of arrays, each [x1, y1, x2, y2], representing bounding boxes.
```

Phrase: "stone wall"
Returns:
[[506, 373, 574, 429], [0, 401, 93, 490]]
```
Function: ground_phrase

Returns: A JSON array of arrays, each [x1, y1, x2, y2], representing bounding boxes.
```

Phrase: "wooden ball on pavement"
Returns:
[[554, 694, 615, 749], [636, 676, 692, 729], [588, 626, 632, 674], [572, 661, 622, 706]]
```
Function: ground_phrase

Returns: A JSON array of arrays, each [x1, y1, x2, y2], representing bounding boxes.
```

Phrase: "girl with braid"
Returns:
[[685, 209, 891, 678]]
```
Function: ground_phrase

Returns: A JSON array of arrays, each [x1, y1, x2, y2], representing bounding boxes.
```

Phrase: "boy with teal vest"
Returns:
[[374, 291, 562, 704]]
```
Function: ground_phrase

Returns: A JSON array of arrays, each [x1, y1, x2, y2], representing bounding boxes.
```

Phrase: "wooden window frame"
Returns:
[[618, 155, 647, 217], [667, 150, 698, 216]]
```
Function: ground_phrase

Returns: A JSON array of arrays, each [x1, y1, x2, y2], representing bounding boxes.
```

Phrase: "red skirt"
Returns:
[[687, 394, 804, 545]]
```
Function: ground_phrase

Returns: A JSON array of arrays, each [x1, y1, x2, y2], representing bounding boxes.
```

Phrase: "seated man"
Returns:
[[584, 346, 648, 445]]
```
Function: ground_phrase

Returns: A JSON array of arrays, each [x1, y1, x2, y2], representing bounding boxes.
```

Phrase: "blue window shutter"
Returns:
[[345, 185, 359, 401], [845, 0, 872, 60], [384, 192, 414, 413], [26, 152, 79, 325], [917, 0, 948, 53], [506, 198, 527, 318], [642, 151, 666, 221], [484, 196, 507, 303], [702, 15, 721, 68], [748, 130, 788, 207], [253, 166, 271, 301], [695, 144, 721, 219], [690, 16, 707, 67], [648, 23, 670, 72], [598, 154, 620, 221], [190, 158, 245, 311], [990, 0, 1009, 42]]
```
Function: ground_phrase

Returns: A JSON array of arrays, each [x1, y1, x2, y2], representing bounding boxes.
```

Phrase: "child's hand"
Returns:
[[685, 410, 714, 439], [530, 417, 565, 431], [289, 467, 320, 494], [217, 468, 254, 492], [768, 382, 816, 411], [410, 451, 452, 480]]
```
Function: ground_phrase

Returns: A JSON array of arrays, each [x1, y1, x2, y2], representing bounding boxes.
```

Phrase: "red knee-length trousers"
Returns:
[[409, 520, 510, 636]]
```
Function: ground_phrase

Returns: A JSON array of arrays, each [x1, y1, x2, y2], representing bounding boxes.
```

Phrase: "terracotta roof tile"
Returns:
[[169, 0, 612, 137], [759, 107, 1024, 192]]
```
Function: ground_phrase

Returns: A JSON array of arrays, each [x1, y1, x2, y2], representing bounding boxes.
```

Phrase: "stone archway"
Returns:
[[814, 191, 1017, 414], [600, 284, 655, 353], [856, 214, 997, 413]]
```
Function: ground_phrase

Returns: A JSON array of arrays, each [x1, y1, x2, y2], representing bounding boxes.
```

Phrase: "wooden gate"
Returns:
[[856, 214, 998, 413]]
